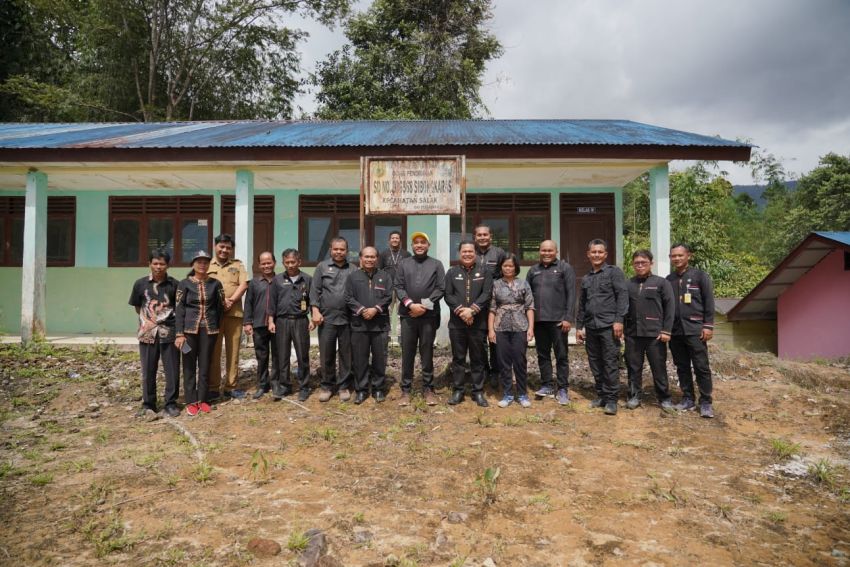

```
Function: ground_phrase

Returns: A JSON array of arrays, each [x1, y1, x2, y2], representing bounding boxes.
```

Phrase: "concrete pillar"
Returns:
[[649, 165, 671, 276], [21, 171, 48, 343], [434, 214, 451, 343], [235, 170, 254, 266]]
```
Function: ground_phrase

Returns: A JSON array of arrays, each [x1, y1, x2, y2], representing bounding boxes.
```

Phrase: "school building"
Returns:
[[0, 120, 750, 340]]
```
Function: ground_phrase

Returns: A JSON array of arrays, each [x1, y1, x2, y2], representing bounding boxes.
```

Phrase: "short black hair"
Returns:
[[359, 246, 378, 257], [330, 236, 348, 248], [632, 249, 653, 261], [670, 242, 691, 253], [499, 253, 521, 275], [389, 230, 402, 238], [587, 238, 608, 250], [473, 224, 491, 235], [215, 233, 235, 246], [149, 249, 171, 264], [457, 239, 476, 251], [281, 248, 301, 260]]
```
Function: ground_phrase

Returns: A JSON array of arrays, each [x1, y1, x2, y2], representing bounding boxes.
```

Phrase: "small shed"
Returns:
[[712, 298, 776, 353], [727, 231, 850, 360]]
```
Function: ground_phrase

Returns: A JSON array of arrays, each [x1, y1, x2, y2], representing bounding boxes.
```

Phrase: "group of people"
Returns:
[[130, 226, 716, 419]]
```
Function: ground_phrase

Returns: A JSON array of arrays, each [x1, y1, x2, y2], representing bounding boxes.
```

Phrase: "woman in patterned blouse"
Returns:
[[487, 254, 535, 408], [175, 251, 226, 416]]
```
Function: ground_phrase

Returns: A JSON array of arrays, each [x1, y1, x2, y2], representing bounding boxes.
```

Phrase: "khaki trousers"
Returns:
[[209, 315, 243, 393]]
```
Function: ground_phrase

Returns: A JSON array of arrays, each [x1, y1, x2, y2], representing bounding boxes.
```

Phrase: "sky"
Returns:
[[292, 0, 850, 185]]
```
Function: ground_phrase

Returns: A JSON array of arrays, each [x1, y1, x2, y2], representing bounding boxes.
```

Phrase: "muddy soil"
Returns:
[[1, 342, 849, 567]]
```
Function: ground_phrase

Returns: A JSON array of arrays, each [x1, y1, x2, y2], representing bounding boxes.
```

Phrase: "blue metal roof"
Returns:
[[815, 231, 850, 246], [0, 120, 749, 150]]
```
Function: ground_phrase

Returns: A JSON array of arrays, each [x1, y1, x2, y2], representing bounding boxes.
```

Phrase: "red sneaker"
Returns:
[[198, 402, 211, 414], [186, 403, 199, 416]]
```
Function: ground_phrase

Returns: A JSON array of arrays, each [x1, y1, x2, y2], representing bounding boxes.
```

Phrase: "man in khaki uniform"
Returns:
[[208, 233, 249, 399]]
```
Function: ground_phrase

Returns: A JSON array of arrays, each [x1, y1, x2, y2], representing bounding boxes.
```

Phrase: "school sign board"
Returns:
[[361, 156, 465, 216]]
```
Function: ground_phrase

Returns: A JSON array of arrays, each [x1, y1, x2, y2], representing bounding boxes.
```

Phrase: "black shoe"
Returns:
[[472, 392, 489, 408], [163, 405, 180, 418], [298, 389, 310, 402], [448, 390, 465, 405], [354, 391, 369, 405], [590, 398, 604, 408], [604, 402, 618, 415], [626, 396, 641, 410], [208, 391, 221, 402], [252, 388, 269, 400], [373, 390, 386, 403]]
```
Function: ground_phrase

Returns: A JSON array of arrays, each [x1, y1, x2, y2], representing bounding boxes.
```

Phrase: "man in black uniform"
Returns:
[[311, 237, 355, 402], [345, 246, 393, 404], [243, 251, 279, 400], [667, 243, 716, 418], [378, 230, 411, 344], [128, 249, 180, 418], [474, 225, 506, 387], [624, 249, 675, 410], [576, 239, 628, 415], [445, 240, 493, 407], [394, 231, 445, 406], [268, 249, 314, 402], [527, 239, 576, 405]]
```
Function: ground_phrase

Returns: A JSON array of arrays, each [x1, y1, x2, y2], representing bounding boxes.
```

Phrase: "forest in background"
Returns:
[[2, 0, 849, 298]]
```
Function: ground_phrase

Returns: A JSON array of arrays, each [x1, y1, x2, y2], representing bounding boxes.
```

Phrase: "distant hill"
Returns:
[[733, 181, 797, 208]]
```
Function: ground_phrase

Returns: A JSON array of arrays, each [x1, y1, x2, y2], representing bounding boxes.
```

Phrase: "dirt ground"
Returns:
[[1, 340, 849, 567]]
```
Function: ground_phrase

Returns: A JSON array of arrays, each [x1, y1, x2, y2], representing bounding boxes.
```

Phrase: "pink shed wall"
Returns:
[[778, 249, 850, 360]]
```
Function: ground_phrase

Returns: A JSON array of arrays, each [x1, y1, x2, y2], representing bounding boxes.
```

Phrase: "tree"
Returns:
[[312, 0, 502, 119], [1, 0, 350, 121]]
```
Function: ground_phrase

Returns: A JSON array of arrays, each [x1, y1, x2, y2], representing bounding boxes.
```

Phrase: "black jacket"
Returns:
[[269, 272, 312, 319], [625, 274, 675, 338], [377, 247, 411, 281], [394, 254, 445, 319], [526, 260, 577, 323], [475, 245, 506, 280], [243, 275, 275, 328], [667, 267, 715, 336], [444, 264, 492, 330], [576, 264, 629, 330], [310, 260, 353, 325], [175, 277, 225, 335], [344, 268, 393, 332]]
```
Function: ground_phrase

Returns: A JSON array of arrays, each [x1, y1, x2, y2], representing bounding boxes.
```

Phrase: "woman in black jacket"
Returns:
[[174, 251, 225, 416]]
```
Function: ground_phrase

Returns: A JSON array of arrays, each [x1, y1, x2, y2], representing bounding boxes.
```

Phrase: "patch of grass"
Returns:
[[808, 459, 837, 487], [527, 493, 552, 512], [94, 429, 110, 445], [352, 512, 365, 524], [473, 412, 493, 428], [838, 487, 850, 503], [286, 529, 310, 553], [68, 458, 94, 473], [398, 414, 424, 428], [770, 438, 802, 460], [11, 397, 31, 408], [30, 472, 53, 486], [334, 451, 348, 460], [765, 511, 787, 523], [648, 477, 685, 505], [49, 441, 68, 451], [476, 466, 501, 506], [449, 556, 468, 567], [320, 427, 340, 442], [134, 452, 163, 469], [612, 439, 655, 451], [155, 547, 186, 566], [248, 450, 270, 483], [192, 460, 215, 484], [83, 514, 137, 558], [0, 462, 22, 478], [410, 395, 427, 413], [502, 416, 524, 427]]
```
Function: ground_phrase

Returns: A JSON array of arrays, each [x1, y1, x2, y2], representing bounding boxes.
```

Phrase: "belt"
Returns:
[[278, 314, 307, 320]]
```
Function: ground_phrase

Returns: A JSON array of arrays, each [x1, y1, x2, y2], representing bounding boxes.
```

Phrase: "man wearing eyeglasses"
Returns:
[[624, 249, 676, 411]]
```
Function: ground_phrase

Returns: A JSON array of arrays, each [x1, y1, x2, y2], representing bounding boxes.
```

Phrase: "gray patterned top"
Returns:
[[490, 278, 535, 332]]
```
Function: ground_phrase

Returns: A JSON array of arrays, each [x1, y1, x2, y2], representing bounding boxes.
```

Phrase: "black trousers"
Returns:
[[534, 321, 570, 390], [625, 335, 670, 401], [139, 336, 179, 410], [252, 326, 279, 392], [450, 327, 487, 394], [585, 327, 620, 403], [318, 322, 352, 391], [183, 329, 215, 404], [275, 316, 311, 393], [669, 334, 713, 403], [400, 316, 438, 392], [485, 338, 501, 378], [496, 331, 528, 397], [351, 330, 388, 393]]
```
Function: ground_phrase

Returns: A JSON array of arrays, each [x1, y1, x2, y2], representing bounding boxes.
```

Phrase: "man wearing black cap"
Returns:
[[394, 231, 445, 406]]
